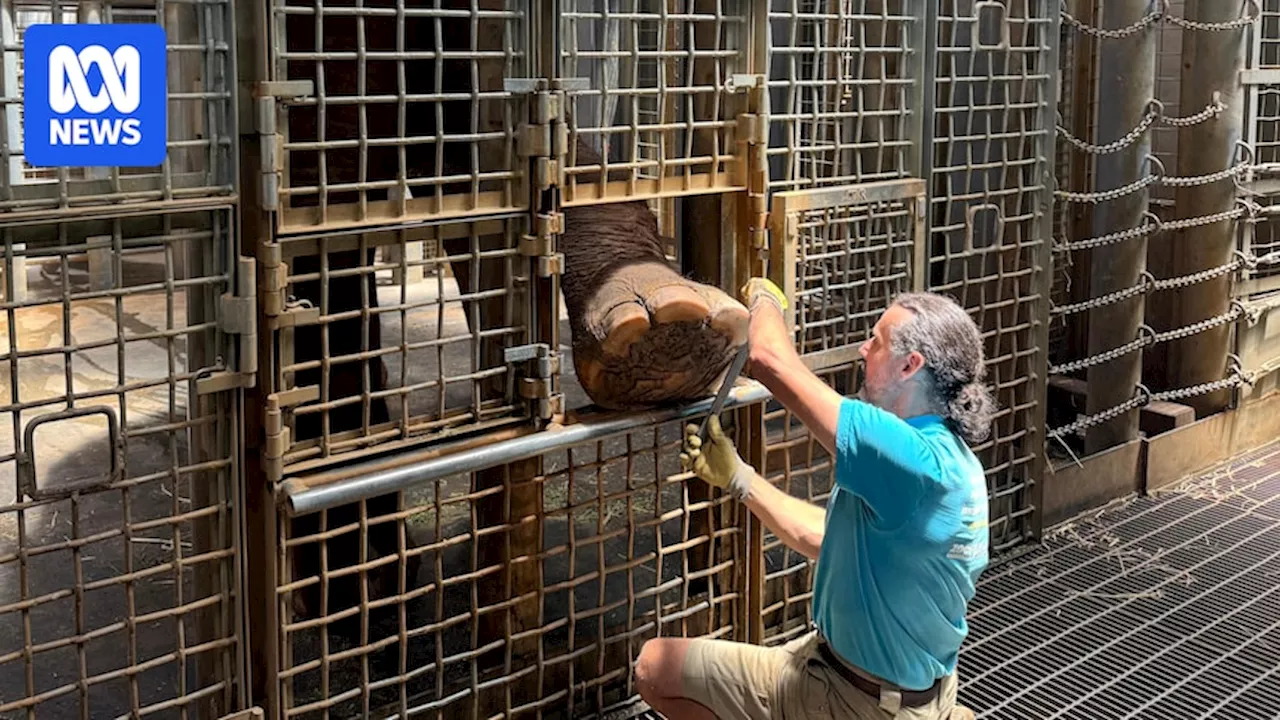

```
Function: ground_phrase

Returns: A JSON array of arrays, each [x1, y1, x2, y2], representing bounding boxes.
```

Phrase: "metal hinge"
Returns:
[[197, 257, 259, 394], [520, 212, 565, 277], [263, 386, 320, 484], [258, 243, 321, 328], [505, 78, 588, 191], [505, 343, 563, 420], [255, 81, 313, 211]]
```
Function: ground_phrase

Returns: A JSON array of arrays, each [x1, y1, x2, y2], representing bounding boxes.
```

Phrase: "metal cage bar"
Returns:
[[267, 215, 535, 477], [926, 0, 1057, 552], [273, 400, 753, 719], [0, 207, 245, 719], [0, 0, 236, 218], [268, 0, 530, 232], [559, 0, 749, 206]]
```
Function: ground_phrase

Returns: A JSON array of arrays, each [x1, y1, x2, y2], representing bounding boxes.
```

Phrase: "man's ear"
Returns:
[[902, 350, 927, 379]]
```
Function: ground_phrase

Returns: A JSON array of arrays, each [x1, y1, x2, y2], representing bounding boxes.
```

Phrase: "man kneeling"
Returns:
[[634, 283, 993, 720]]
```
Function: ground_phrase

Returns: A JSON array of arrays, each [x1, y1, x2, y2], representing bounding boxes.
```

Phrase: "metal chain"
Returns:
[[1158, 161, 1251, 188], [1050, 331, 1154, 376], [1047, 390, 1150, 440], [1152, 305, 1245, 344], [1151, 259, 1243, 291], [1051, 370, 1249, 438], [1057, 162, 1251, 204], [1062, 0, 1259, 37], [1052, 257, 1246, 318], [1161, 206, 1246, 231], [1161, 95, 1228, 127], [1050, 278, 1151, 317], [1060, 2, 1163, 38], [1056, 174, 1159, 204], [1151, 375, 1244, 403], [1162, 0, 1260, 32], [1054, 215, 1161, 254], [1056, 97, 1227, 156], [1057, 109, 1158, 155]]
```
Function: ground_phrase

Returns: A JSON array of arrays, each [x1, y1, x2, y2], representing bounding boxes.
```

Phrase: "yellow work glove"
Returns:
[[680, 415, 755, 501], [740, 277, 788, 314]]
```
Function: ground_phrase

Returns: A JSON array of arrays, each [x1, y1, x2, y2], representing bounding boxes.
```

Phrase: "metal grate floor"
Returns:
[[960, 440, 1280, 720], [612, 441, 1280, 720]]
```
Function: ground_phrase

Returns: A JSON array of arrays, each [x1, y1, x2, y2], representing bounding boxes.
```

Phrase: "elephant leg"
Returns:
[[559, 140, 749, 410]]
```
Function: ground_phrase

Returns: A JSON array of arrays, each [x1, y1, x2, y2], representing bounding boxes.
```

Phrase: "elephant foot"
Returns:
[[575, 262, 749, 409]]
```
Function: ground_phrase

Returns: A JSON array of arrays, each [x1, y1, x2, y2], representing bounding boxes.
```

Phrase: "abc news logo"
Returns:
[[23, 24, 167, 168]]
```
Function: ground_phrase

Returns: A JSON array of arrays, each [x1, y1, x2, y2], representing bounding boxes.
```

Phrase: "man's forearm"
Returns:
[[741, 471, 826, 560], [745, 302, 843, 455]]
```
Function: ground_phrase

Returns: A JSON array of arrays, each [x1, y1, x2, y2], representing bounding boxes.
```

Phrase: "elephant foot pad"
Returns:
[[574, 262, 749, 410]]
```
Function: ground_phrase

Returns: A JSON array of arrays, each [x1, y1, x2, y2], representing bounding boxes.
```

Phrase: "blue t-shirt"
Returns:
[[811, 398, 990, 691]]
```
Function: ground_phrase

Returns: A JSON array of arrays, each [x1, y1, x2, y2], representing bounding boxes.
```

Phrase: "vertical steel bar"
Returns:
[[1065, 0, 1099, 371], [1166, 0, 1248, 413], [1031, 0, 1063, 542], [1083, 0, 1156, 455]]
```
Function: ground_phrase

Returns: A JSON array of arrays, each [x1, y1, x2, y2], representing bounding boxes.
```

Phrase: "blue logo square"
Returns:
[[23, 23, 168, 168]]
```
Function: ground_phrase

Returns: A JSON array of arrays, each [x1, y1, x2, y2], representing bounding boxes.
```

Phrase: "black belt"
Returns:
[[816, 640, 942, 709]]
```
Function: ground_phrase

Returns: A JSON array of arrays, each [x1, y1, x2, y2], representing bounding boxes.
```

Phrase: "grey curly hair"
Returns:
[[888, 292, 997, 446]]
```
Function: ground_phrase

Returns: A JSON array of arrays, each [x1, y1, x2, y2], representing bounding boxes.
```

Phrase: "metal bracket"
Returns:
[[199, 257, 259, 394], [505, 343, 563, 419], [520, 212, 565, 277], [258, 243, 321, 328]]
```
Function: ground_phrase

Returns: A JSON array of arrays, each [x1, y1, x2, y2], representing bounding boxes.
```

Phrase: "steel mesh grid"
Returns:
[[928, 0, 1054, 553], [1243, 194, 1280, 284], [0, 0, 236, 215], [0, 208, 243, 719], [274, 217, 533, 476], [758, 363, 856, 647], [277, 413, 744, 719], [559, 0, 748, 205], [272, 0, 528, 231], [956, 441, 1280, 719], [764, 0, 917, 191], [787, 192, 917, 361]]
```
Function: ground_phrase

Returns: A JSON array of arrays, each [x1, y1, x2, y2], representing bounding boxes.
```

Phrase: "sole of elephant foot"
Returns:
[[585, 271, 750, 408]]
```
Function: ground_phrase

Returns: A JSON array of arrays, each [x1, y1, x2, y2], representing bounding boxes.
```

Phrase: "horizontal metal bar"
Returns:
[[1242, 68, 1280, 85], [283, 380, 774, 515]]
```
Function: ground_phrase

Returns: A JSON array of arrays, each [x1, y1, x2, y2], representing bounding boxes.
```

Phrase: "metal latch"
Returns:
[[505, 343, 563, 419], [258, 243, 321, 328]]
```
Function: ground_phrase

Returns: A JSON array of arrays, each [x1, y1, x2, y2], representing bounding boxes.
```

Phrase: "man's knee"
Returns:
[[635, 637, 690, 700]]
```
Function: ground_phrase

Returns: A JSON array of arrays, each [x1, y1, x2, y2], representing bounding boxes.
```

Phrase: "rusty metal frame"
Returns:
[[767, 178, 927, 371], [0, 0, 237, 219], [924, 0, 1058, 551], [271, 385, 768, 718], [0, 205, 249, 719]]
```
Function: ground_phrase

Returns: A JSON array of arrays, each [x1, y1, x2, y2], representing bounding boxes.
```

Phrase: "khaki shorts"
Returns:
[[679, 630, 959, 720]]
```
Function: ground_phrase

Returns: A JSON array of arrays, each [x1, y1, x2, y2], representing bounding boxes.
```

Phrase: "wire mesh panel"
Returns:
[[757, 363, 855, 646], [276, 411, 744, 719], [764, 0, 923, 192], [270, 0, 529, 232], [0, 0, 235, 216], [559, 0, 749, 206], [1242, 0, 1280, 295], [926, 0, 1056, 553], [270, 216, 535, 476], [0, 208, 244, 718], [769, 178, 925, 369]]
